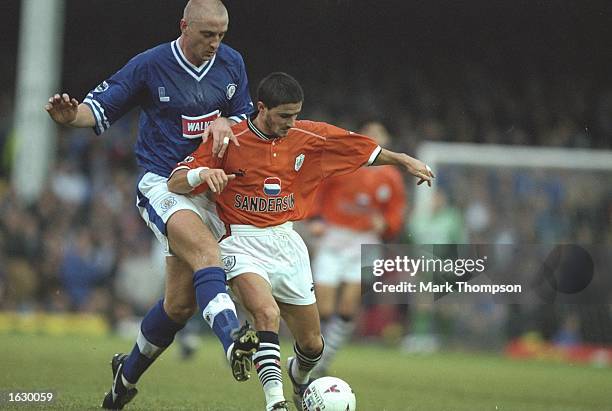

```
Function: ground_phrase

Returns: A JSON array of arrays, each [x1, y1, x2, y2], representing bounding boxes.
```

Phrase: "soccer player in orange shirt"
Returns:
[[308, 121, 407, 378], [167, 72, 433, 411]]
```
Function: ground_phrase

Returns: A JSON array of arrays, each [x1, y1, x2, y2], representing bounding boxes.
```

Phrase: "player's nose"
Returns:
[[211, 36, 222, 49]]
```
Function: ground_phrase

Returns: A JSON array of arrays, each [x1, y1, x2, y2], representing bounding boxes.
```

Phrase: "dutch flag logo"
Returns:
[[263, 177, 282, 196]]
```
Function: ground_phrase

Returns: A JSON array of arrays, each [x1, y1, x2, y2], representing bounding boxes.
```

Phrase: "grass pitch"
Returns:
[[0, 333, 610, 410]]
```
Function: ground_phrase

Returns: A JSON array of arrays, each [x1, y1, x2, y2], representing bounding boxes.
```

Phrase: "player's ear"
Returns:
[[256, 101, 267, 113], [180, 19, 188, 33]]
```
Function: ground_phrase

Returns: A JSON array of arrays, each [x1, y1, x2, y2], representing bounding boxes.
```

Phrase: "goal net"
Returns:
[[405, 142, 612, 350]]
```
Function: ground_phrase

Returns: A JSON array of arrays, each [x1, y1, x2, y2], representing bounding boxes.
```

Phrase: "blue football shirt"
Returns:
[[84, 39, 253, 177]]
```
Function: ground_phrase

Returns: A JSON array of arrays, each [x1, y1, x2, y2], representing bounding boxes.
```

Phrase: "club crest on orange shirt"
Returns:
[[294, 153, 305, 171], [263, 177, 282, 196]]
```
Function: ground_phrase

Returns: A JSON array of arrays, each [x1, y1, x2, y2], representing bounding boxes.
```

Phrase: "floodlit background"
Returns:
[[1, 1, 611, 410]]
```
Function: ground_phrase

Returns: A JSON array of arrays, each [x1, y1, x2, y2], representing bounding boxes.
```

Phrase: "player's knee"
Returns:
[[178, 245, 221, 271], [315, 295, 335, 318], [252, 305, 281, 330], [337, 298, 360, 317], [199, 246, 221, 265], [336, 312, 356, 322], [318, 307, 334, 320], [164, 300, 197, 323]]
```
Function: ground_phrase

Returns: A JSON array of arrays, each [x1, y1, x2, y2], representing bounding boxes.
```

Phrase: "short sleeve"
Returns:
[[83, 53, 147, 135], [320, 123, 381, 179]]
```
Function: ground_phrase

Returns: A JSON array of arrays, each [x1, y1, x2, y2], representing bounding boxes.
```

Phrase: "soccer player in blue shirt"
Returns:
[[45, 1, 258, 408]]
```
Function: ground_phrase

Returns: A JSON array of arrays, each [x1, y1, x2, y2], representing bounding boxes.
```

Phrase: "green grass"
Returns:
[[0, 333, 610, 410]]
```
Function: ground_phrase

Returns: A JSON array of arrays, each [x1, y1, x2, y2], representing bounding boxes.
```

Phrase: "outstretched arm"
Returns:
[[45, 93, 95, 127], [372, 148, 435, 186], [167, 168, 235, 194]]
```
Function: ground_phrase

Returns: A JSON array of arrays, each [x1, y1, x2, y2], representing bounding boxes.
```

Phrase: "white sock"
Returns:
[[264, 381, 285, 410], [254, 332, 285, 408]]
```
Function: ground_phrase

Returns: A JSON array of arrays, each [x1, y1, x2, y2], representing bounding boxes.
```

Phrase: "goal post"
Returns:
[[413, 142, 612, 218]]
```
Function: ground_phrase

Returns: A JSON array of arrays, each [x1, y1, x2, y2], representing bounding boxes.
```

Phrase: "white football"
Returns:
[[302, 376, 356, 411]]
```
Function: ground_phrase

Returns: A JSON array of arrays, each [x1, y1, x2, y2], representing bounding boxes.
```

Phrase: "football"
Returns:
[[302, 376, 356, 411]]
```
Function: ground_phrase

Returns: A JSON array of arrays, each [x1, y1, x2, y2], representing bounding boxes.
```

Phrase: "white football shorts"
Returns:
[[312, 225, 380, 286], [220, 222, 316, 305], [136, 172, 225, 256]]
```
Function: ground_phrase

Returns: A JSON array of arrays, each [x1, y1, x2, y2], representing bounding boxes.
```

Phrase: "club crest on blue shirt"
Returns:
[[294, 153, 305, 171], [94, 81, 109, 93], [226, 83, 237, 100], [263, 177, 282, 196]]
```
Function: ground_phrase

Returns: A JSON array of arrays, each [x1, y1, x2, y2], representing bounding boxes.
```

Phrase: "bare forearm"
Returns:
[[372, 148, 434, 186], [372, 148, 412, 166], [69, 104, 96, 127], [167, 170, 193, 194], [167, 167, 234, 194]]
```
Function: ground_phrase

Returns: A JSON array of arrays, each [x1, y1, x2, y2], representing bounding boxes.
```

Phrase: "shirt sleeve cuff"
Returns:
[[367, 146, 382, 166]]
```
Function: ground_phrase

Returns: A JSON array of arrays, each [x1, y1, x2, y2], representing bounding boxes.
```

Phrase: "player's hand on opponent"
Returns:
[[200, 168, 236, 193], [45, 93, 79, 125], [204, 117, 240, 158]]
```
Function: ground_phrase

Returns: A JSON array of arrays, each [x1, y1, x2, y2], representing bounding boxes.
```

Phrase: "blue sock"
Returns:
[[122, 299, 184, 384], [193, 267, 240, 353]]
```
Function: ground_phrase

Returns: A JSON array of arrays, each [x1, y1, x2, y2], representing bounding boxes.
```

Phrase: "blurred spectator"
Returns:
[[113, 240, 164, 315], [60, 228, 107, 310], [51, 160, 89, 205]]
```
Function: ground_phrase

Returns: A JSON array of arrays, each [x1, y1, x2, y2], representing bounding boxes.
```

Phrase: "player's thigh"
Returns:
[[314, 284, 337, 319], [163, 256, 197, 322], [137, 172, 224, 268], [229, 272, 280, 329], [166, 209, 221, 269], [278, 302, 322, 353], [337, 282, 361, 318]]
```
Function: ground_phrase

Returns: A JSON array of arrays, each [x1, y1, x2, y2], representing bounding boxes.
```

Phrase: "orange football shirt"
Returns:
[[173, 117, 381, 228], [312, 166, 407, 239]]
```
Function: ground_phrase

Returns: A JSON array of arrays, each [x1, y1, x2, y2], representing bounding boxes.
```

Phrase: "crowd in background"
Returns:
[[1, 57, 612, 349], [0, 115, 166, 329]]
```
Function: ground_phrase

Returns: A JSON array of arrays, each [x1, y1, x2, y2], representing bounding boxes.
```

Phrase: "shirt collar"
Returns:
[[247, 113, 278, 141]]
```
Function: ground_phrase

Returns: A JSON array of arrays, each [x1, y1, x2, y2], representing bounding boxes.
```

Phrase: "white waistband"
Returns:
[[229, 221, 294, 235]]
